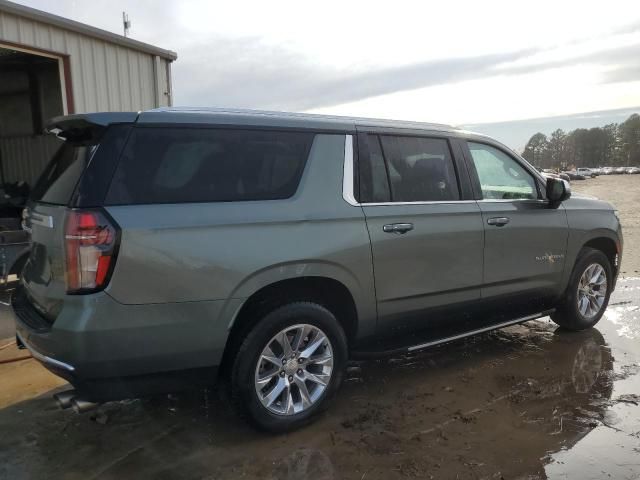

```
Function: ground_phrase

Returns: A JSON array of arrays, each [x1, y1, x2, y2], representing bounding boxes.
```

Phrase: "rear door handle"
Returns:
[[487, 217, 510, 227], [383, 223, 414, 234]]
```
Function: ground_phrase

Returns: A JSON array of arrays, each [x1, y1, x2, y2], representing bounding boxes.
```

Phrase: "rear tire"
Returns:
[[552, 247, 612, 331], [230, 302, 347, 432]]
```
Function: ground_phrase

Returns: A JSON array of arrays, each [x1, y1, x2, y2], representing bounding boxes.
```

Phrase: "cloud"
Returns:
[[602, 64, 640, 84], [173, 34, 640, 111], [493, 43, 640, 78], [173, 39, 540, 110]]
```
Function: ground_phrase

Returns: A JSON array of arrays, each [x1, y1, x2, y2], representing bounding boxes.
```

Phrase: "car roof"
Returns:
[[48, 107, 501, 146], [137, 106, 463, 135]]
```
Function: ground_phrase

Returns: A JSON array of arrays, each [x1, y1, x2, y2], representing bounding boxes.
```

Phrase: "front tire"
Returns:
[[230, 302, 347, 432], [552, 247, 612, 331]]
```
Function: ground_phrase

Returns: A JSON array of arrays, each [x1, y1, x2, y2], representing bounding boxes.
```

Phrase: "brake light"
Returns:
[[64, 210, 119, 293]]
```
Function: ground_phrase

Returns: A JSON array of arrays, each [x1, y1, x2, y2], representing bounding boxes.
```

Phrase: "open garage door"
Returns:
[[0, 45, 68, 281], [0, 45, 66, 192]]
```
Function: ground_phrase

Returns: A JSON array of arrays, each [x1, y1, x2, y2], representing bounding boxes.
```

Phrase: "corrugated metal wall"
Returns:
[[0, 10, 172, 112], [0, 7, 173, 184], [0, 135, 61, 184]]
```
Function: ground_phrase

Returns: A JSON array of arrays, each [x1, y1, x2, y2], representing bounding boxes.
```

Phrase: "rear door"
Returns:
[[462, 140, 569, 306], [357, 132, 484, 333]]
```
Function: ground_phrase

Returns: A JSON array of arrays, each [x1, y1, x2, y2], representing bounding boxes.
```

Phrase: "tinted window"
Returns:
[[359, 134, 391, 203], [468, 142, 538, 200], [30, 140, 93, 205], [379, 136, 459, 202], [106, 128, 313, 205]]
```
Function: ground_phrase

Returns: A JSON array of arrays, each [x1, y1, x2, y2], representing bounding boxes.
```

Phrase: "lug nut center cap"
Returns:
[[284, 359, 298, 375]]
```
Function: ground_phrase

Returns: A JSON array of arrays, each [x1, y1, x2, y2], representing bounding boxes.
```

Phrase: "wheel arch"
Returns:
[[582, 236, 619, 274], [219, 273, 366, 376], [562, 229, 621, 293]]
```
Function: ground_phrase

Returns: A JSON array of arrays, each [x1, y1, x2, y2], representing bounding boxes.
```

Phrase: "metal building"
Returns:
[[0, 0, 177, 184]]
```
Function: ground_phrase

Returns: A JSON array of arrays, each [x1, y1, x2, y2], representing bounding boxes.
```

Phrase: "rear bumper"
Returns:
[[15, 330, 75, 375], [12, 285, 240, 400], [16, 331, 75, 382], [17, 327, 218, 400]]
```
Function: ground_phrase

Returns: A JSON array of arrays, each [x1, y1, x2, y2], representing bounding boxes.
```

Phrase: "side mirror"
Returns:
[[546, 177, 571, 203]]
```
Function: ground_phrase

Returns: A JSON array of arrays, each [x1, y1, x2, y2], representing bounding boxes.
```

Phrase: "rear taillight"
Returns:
[[64, 209, 119, 293]]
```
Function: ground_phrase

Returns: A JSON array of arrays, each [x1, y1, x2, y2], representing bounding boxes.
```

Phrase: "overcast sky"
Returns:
[[15, 0, 640, 148]]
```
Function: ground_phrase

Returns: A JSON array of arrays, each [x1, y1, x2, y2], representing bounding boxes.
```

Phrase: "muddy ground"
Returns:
[[0, 176, 638, 480]]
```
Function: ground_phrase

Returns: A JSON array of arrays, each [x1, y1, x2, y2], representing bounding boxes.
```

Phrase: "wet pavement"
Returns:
[[0, 279, 638, 480]]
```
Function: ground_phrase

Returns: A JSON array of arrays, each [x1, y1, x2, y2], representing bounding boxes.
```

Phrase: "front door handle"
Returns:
[[487, 217, 510, 227], [383, 223, 414, 234]]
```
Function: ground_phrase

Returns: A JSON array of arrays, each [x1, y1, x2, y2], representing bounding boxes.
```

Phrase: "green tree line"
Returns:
[[522, 113, 640, 169]]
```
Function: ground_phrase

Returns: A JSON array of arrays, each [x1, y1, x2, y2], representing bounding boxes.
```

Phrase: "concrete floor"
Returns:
[[0, 278, 638, 479]]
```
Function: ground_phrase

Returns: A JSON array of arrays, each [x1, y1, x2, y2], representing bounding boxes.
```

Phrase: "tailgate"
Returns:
[[21, 141, 95, 322]]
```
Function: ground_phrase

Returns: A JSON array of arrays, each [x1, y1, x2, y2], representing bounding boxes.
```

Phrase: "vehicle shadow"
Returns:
[[0, 320, 615, 480]]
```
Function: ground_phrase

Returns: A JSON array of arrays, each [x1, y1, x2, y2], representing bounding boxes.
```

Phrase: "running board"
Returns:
[[352, 309, 555, 358], [406, 309, 555, 352]]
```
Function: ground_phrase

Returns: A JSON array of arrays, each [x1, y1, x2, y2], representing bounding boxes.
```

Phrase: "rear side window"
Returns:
[[105, 128, 314, 205], [359, 134, 391, 203], [379, 135, 460, 202], [30, 141, 93, 205]]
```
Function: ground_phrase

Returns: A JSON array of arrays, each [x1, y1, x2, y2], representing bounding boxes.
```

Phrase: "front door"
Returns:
[[463, 141, 569, 307], [358, 133, 485, 333]]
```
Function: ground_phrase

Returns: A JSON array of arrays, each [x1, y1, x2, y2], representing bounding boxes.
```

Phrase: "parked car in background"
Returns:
[[577, 168, 596, 178], [601, 167, 614, 175], [628, 167, 640, 174], [564, 170, 586, 180], [614, 167, 627, 174], [542, 170, 571, 183], [14, 109, 623, 432]]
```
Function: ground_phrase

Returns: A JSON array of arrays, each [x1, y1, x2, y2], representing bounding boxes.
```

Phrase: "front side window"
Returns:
[[378, 135, 460, 202], [467, 142, 538, 200], [106, 128, 313, 205]]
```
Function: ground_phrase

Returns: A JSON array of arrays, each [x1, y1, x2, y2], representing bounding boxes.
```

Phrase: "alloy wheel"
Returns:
[[576, 263, 607, 319], [254, 324, 334, 415]]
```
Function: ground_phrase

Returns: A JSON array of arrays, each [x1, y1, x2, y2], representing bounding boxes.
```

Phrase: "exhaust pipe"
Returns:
[[71, 398, 99, 414], [53, 390, 76, 409]]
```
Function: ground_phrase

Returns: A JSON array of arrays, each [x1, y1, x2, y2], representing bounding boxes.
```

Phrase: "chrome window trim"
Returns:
[[342, 134, 479, 207], [342, 133, 553, 207], [361, 200, 478, 206], [342, 135, 359, 206], [477, 198, 548, 204], [16, 331, 75, 372]]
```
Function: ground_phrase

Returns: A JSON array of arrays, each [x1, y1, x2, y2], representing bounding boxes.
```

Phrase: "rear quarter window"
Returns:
[[30, 140, 93, 205], [105, 127, 314, 205]]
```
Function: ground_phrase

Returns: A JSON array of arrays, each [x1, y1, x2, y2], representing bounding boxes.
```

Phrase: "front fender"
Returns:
[[562, 205, 622, 292]]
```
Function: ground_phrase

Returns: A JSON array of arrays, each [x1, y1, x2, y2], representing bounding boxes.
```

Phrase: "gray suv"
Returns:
[[14, 108, 623, 432]]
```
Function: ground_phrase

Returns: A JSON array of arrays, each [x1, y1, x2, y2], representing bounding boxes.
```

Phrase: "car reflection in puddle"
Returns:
[[0, 279, 639, 480]]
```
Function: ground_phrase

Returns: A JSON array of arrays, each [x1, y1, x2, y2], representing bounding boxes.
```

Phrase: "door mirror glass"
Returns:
[[546, 177, 571, 203]]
